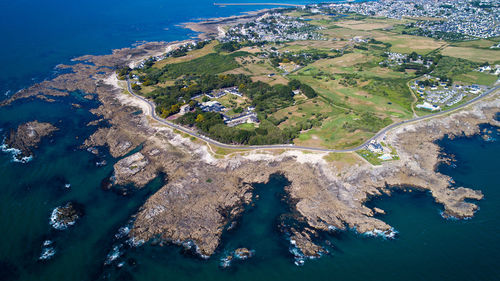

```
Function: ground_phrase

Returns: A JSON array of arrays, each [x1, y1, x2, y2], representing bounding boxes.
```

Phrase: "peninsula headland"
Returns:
[[2, 0, 499, 265]]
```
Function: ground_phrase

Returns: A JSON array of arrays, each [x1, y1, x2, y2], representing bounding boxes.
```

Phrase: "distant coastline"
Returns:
[[214, 2, 304, 7]]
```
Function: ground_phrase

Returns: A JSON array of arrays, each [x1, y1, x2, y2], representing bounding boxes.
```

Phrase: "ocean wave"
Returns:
[[219, 248, 255, 268], [363, 227, 398, 239], [115, 225, 131, 239], [96, 159, 107, 167], [49, 203, 82, 230], [126, 237, 145, 247], [439, 209, 475, 221], [288, 239, 324, 266], [104, 244, 123, 265], [172, 239, 209, 259], [0, 141, 33, 163], [39, 240, 56, 260], [484, 136, 496, 142], [327, 225, 338, 231]]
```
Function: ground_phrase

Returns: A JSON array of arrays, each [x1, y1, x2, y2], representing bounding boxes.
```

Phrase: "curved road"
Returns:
[[127, 79, 500, 153]]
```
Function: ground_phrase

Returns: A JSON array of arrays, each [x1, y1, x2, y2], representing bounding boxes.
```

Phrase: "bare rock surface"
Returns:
[[113, 152, 158, 188]]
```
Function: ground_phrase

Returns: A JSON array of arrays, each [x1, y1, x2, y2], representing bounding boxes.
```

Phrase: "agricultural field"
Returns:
[[454, 72, 498, 86], [450, 39, 499, 49], [334, 18, 402, 31], [441, 46, 500, 63], [375, 33, 446, 54]]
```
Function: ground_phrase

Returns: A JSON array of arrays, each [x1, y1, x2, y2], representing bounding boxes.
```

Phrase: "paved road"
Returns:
[[127, 79, 500, 153]]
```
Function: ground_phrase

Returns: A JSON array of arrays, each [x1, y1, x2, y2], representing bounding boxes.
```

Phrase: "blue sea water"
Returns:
[[1, 1, 500, 280]]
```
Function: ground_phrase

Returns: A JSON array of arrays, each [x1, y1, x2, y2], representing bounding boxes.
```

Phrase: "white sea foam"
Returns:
[[220, 256, 232, 268], [115, 225, 131, 239], [440, 209, 476, 221], [104, 244, 122, 265], [39, 247, 56, 260], [220, 248, 255, 268], [126, 237, 145, 247], [327, 225, 338, 231], [0, 141, 33, 163], [288, 239, 323, 266], [440, 210, 459, 220], [49, 206, 77, 230], [363, 227, 398, 239]]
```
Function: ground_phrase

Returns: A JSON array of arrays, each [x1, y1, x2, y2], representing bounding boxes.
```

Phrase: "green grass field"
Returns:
[[136, 14, 498, 149], [161, 52, 248, 79], [454, 71, 498, 86]]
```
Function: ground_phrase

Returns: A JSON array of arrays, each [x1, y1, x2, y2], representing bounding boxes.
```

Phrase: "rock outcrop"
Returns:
[[49, 202, 84, 230], [4, 121, 58, 160]]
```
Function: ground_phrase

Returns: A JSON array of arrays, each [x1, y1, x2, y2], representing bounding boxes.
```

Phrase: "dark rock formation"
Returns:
[[49, 202, 84, 230], [4, 121, 58, 160]]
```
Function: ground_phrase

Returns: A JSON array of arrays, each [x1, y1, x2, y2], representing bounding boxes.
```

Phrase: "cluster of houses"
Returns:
[[324, 0, 500, 39], [193, 87, 260, 127], [200, 101, 225, 112], [224, 112, 259, 127], [477, 64, 500, 76], [380, 52, 433, 68], [208, 86, 242, 99], [222, 13, 322, 43], [412, 78, 487, 110]]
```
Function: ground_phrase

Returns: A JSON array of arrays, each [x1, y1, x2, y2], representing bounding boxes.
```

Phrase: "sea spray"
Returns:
[[363, 228, 398, 239], [39, 240, 56, 260], [104, 244, 123, 265], [0, 140, 33, 163], [49, 202, 83, 230]]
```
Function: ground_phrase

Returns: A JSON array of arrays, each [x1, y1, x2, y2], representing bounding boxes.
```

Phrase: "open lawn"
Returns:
[[320, 27, 372, 39], [280, 40, 348, 52], [154, 41, 218, 68], [234, 123, 256, 130], [225, 56, 290, 85], [441, 46, 500, 63], [454, 71, 498, 86], [334, 19, 398, 31], [374, 33, 446, 54], [293, 113, 375, 149], [269, 97, 378, 149], [451, 39, 498, 49]]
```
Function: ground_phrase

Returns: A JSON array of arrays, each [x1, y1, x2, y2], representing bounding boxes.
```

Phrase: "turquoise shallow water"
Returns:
[[1, 0, 500, 280]]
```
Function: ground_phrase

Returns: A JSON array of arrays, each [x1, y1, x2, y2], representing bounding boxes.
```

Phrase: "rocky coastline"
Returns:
[[1, 12, 499, 263], [182, 9, 271, 39]]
